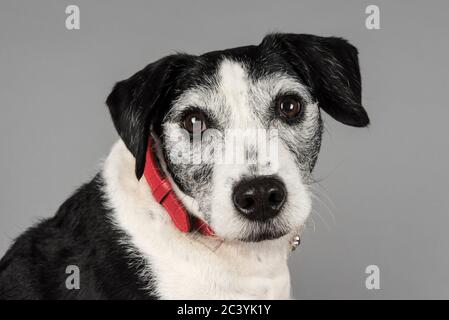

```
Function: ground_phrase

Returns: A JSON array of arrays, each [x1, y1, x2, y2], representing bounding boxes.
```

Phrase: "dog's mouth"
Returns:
[[239, 229, 288, 242], [236, 218, 290, 242]]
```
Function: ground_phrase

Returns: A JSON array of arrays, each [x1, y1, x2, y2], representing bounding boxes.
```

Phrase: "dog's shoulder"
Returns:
[[0, 221, 46, 299], [0, 175, 156, 300]]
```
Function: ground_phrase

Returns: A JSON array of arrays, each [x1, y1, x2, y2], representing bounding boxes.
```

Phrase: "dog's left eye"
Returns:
[[182, 111, 209, 133], [276, 95, 302, 120]]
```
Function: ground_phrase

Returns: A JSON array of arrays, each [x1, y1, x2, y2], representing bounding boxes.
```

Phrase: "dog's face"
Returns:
[[106, 34, 369, 242]]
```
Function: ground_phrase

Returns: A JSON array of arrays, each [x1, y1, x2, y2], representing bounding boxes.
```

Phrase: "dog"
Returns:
[[0, 33, 369, 299]]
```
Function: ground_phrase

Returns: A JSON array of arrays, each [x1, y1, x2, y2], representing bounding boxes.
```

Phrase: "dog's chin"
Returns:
[[239, 232, 287, 242], [239, 230, 288, 242]]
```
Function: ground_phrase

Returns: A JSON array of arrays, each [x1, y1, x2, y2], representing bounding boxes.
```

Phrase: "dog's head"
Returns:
[[106, 33, 369, 242]]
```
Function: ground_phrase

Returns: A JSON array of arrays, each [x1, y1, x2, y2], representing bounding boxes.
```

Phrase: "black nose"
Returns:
[[232, 176, 287, 221]]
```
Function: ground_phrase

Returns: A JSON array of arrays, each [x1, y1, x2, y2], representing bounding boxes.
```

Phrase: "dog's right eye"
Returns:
[[276, 95, 302, 121], [182, 111, 208, 133]]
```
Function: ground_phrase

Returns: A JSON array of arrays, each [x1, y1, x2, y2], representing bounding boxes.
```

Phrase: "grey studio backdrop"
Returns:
[[1, 0, 448, 299]]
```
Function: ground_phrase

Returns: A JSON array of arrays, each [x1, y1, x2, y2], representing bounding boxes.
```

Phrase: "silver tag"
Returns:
[[290, 235, 301, 251]]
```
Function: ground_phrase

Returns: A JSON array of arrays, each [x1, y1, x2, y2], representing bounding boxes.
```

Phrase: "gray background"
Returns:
[[1, 0, 448, 299]]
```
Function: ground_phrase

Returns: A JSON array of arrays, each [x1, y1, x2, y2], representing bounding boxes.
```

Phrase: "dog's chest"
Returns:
[[149, 240, 292, 299]]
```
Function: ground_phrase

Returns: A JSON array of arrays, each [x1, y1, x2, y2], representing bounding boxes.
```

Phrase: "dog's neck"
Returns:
[[102, 140, 293, 299]]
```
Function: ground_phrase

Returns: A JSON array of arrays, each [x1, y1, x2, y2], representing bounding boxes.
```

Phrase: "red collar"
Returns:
[[143, 137, 215, 237]]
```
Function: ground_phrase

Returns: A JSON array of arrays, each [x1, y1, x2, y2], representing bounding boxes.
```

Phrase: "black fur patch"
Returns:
[[0, 175, 156, 299]]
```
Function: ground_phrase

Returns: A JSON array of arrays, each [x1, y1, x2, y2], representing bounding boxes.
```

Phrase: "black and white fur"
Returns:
[[0, 33, 369, 299]]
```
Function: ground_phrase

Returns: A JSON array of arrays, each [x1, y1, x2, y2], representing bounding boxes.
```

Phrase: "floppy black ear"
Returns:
[[262, 33, 369, 127], [106, 55, 186, 179]]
